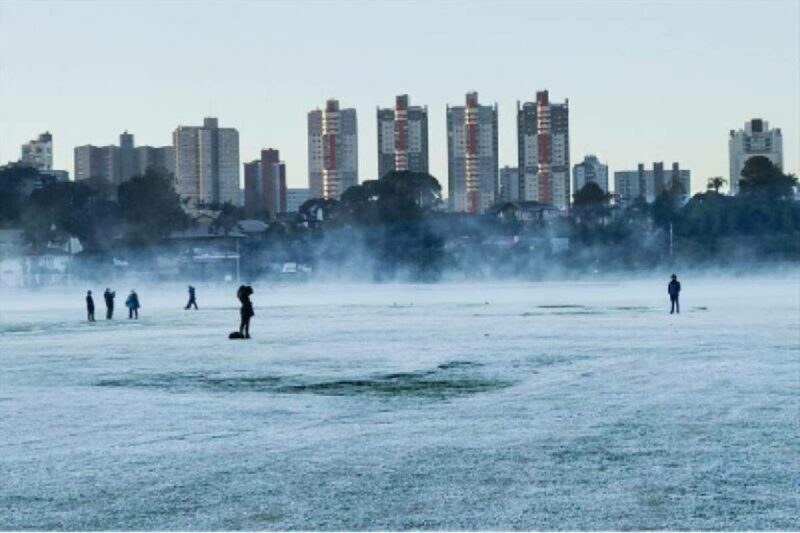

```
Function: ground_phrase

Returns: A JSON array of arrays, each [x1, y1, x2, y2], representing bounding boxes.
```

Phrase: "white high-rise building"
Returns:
[[573, 155, 609, 194], [517, 91, 570, 210], [308, 99, 358, 200], [446, 92, 498, 213], [728, 119, 783, 195], [377, 94, 429, 177], [173, 117, 240, 207], [20, 132, 53, 171]]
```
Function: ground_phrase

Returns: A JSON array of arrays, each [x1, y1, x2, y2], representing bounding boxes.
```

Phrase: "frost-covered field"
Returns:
[[1, 275, 798, 530]]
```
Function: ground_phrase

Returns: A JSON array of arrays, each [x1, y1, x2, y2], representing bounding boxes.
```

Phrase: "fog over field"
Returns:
[[1, 273, 798, 529]]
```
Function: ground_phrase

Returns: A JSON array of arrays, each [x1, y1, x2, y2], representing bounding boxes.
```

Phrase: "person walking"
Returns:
[[86, 290, 96, 322], [185, 285, 198, 310], [126, 289, 140, 320], [237, 285, 254, 338], [104, 288, 115, 319], [668, 274, 681, 314]]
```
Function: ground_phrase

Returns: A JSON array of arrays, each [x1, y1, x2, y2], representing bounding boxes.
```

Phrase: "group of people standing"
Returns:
[[84, 284, 257, 338], [84, 276, 678, 335], [85, 289, 140, 321], [85, 286, 200, 322]]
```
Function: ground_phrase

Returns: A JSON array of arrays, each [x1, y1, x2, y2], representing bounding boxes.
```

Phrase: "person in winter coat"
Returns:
[[237, 285, 254, 338], [185, 285, 198, 310], [126, 290, 141, 319], [86, 290, 95, 322], [668, 274, 681, 314], [104, 288, 115, 319]]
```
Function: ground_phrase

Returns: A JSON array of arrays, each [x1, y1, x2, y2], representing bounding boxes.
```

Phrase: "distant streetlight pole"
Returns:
[[669, 222, 674, 258]]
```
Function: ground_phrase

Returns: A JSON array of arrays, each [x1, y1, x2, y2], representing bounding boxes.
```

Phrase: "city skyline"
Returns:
[[0, 0, 797, 197]]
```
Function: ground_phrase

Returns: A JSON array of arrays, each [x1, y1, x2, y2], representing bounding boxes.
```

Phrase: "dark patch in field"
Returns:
[[95, 360, 508, 399]]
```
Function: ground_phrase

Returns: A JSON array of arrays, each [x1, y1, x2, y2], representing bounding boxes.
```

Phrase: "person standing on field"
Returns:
[[104, 288, 115, 319], [237, 285, 254, 338], [668, 274, 681, 314], [126, 289, 140, 320], [86, 290, 95, 322]]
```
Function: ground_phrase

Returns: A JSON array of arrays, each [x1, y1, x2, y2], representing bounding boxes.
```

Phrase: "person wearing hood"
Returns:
[[237, 285, 254, 338], [126, 290, 140, 319], [668, 274, 681, 314]]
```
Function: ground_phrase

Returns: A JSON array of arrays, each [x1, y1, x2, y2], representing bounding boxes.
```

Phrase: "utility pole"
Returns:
[[236, 238, 240, 283], [669, 222, 674, 258]]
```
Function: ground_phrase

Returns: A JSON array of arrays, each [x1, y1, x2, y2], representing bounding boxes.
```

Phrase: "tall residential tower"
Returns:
[[173, 117, 240, 207], [244, 149, 286, 216], [728, 119, 783, 194], [20, 132, 53, 171], [614, 162, 691, 206], [573, 155, 609, 194], [446, 92, 498, 213], [74, 132, 174, 184], [377, 94, 429, 177], [517, 91, 570, 209], [308, 99, 358, 200]]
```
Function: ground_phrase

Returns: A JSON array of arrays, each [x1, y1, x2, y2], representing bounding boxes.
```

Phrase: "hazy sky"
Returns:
[[1, 0, 797, 195]]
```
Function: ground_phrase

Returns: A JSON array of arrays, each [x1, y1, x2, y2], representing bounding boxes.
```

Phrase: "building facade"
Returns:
[[446, 92, 499, 213], [20, 132, 53, 171], [573, 155, 609, 194], [244, 149, 286, 216], [118, 131, 137, 182], [243, 160, 262, 215], [74, 145, 117, 182], [308, 99, 358, 200], [728, 119, 783, 195], [286, 188, 310, 213], [262, 149, 286, 216], [173, 117, 240, 207], [498, 166, 520, 203], [517, 91, 570, 209], [74, 132, 174, 184], [135, 145, 175, 177], [377, 94, 429, 178], [614, 162, 691, 206]]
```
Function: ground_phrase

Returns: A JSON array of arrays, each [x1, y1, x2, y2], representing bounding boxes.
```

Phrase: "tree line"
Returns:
[[0, 166, 191, 251], [562, 156, 799, 268], [0, 156, 797, 278]]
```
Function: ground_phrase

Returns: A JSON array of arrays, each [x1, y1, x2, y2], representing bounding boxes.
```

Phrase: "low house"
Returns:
[[236, 219, 269, 235], [167, 216, 246, 281], [0, 229, 81, 287], [488, 201, 563, 223], [0, 231, 25, 287]]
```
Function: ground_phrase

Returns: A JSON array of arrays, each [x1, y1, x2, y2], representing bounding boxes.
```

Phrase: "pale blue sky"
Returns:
[[1, 0, 797, 195]]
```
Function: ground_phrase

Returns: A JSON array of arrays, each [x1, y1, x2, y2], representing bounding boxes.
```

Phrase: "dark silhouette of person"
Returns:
[[86, 290, 95, 322], [104, 288, 115, 319], [185, 285, 198, 310], [126, 290, 140, 319], [668, 274, 681, 314], [237, 285, 254, 338]]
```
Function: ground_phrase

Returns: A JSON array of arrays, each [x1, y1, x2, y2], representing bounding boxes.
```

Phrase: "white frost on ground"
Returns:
[[0, 274, 798, 529]]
